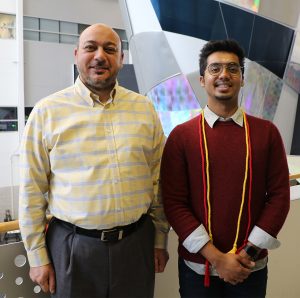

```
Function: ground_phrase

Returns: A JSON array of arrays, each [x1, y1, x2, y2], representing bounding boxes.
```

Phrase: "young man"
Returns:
[[19, 23, 169, 298], [161, 39, 290, 298]]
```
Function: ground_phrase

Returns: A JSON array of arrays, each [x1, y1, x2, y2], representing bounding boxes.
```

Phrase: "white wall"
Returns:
[[24, 0, 124, 29], [0, 134, 19, 187], [24, 41, 75, 106], [0, 40, 18, 106], [0, 0, 16, 14]]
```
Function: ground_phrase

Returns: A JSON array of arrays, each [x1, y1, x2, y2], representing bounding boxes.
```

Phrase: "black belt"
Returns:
[[54, 214, 147, 242]]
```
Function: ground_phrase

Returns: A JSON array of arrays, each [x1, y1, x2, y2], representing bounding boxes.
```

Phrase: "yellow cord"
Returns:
[[201, 111, 213, 240], [201, 110, 249, 254], [228, 111, 249, 253]]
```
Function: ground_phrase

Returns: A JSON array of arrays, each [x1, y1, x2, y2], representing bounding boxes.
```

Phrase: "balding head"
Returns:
[[78, 23, 122, 51]]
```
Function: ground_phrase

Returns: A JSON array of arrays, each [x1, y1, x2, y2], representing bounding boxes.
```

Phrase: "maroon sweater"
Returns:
[[161, 114, 290, 264]]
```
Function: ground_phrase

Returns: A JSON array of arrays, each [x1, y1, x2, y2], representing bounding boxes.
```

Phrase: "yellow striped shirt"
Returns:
[[19, 78, 169, 267]]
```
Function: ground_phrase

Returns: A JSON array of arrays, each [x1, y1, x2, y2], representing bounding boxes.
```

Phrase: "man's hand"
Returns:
[[154, 248, 169, 273], [29, 264, 56, 294]]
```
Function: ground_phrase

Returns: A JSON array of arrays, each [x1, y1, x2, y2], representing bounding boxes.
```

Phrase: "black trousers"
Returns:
[[46, 216, 155, 298], [178, 257, 268, 298]]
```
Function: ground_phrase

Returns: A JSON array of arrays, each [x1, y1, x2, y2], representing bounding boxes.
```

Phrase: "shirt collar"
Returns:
[[204, 105, 244, 128], [75, 77, 118, 107]]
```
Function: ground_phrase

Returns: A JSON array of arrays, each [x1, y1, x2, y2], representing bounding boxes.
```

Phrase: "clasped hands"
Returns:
[[214, 250, 255, 286]]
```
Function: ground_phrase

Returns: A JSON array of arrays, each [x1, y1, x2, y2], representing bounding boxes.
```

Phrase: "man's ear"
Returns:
[[120, 52, 124, 68], [241, 79, 244, 87], [200, 76, 205, 87]]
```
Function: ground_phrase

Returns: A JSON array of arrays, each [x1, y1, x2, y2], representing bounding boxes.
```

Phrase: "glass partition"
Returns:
[[147, 74, 201, 136]]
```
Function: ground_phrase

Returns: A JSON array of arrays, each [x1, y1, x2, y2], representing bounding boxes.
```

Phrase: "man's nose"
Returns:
[[219, 66, 231, 77], [94, 47, 106, 59]]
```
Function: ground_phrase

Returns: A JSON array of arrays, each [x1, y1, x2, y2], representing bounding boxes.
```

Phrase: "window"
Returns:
[[23, 17, 128, 49], [60, 21, 78, 44], [0, 13, 16, 39], [40, 19, 59, 43], [23, 16, 39, 40]]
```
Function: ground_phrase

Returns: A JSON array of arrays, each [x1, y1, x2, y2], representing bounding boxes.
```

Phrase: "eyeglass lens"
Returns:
[[207, 63, 241, 76]]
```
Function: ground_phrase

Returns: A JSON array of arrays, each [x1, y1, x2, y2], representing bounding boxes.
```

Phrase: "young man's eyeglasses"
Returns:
[[206, 62, 243, 76]]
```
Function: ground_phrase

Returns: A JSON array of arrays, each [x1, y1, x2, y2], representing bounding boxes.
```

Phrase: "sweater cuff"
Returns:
[[27, 247, 51, 267], [183, 224, 210, 253], [248, 225, 280, 249]]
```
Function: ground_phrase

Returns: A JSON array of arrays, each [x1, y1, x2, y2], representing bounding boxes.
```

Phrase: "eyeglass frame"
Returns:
[[205, 62, 244, 77]]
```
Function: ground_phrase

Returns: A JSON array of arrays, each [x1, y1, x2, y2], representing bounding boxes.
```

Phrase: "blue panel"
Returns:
[[220, 3, 254, 55], [117, 64, 139, 93], [151, 0, 227, 40], [248, 15, 294, 78]]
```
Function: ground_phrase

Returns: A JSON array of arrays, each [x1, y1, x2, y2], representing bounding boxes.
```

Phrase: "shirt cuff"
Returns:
[[183, 224, 210, 253], [248, 225, 280, 249], [154, 230, 168, 249], [27, 247, 51, 267]]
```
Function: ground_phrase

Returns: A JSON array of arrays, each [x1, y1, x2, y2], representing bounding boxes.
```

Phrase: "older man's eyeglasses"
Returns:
[[206, 62, 242, 76]]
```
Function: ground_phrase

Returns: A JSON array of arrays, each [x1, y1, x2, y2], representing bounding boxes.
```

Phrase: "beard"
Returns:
[[84, 75, 116, 92], [215, 94, 233, 101], [76, 60, 119, 93]]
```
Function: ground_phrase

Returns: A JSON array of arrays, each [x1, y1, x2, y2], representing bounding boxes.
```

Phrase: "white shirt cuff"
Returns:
[[182, 224, 210, 253], [248, 225, 280, 249]]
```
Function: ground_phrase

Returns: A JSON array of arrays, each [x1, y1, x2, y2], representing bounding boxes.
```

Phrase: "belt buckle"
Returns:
[[100, 229, 123, 241]]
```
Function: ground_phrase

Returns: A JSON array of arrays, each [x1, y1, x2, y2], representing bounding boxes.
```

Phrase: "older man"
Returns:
[[19, 23, 169, 298]]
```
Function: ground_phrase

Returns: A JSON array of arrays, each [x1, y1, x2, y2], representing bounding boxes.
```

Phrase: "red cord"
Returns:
[[199, 113, 210, 286]]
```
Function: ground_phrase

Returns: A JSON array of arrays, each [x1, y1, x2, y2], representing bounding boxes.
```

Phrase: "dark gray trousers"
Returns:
[[46, 215, 155, 298]]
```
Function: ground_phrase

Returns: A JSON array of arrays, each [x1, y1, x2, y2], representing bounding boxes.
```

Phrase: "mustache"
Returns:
[[214, 78, 232, 86], [89, 61, 109, 68]]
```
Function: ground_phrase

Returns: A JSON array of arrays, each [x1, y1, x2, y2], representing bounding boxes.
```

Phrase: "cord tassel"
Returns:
[[204, 260, 210, 287], [228, 245, 237, 254]]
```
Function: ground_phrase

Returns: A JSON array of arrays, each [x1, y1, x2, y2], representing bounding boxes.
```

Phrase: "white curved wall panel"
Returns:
[[119, 0, 182, 95], [123, 0, 161, 38], [130, 32, 181, 94]]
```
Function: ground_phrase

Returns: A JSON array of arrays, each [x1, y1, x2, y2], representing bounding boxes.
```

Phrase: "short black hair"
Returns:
[[199, 39, 245, 76]]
